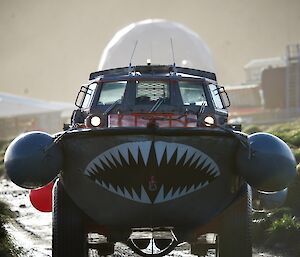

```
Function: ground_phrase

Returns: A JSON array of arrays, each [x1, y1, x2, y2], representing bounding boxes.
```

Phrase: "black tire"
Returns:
[[52, 180, 88, 257], [190, 242, 209, 257], [218, 184, 252, 257]]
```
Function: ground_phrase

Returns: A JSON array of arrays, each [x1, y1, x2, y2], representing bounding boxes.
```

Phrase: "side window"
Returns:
[[75, 83, 97, 109], [178, 81, 207, 106], [82, 83, 97, 109], [98, 81, 127, 105], [208, 84, 224, 109]]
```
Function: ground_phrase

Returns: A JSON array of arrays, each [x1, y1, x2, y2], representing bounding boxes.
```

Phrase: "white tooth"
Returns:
[[164, 187, 173, 201], [96, 180, 103, 187], [166, 143, 177, 163], [104, 153, 117, 167], [154, 141, 166, 166], [195, 155, 206, 169], [85, 164, 95, 175], [183, 148, 196, 166], [117, 186, 124, 197], [140, 186, 151, 204], [94, 157, 105, 170], [172, 187, 181, 199], [128, 143, 139, 163], [202, 181, 209, 188], [99, 155, 112, 169], [206, 166, 215, 176], [132, 188, 140, 202], [215, 167, 221, 176], [210, 167, 219, 177], [203, 159, 212, 170], [187, 185, 195, 194], [176, 145, 187, 164], [210, 170, 216, 177], [196, 183, 203, 190], [88, 169, 96, 176], [90, 163, 98, 172], [124, 188, 133, 200], [108, 183, 117, 194], [108, 148, 122, 166], [179, 186, 187, 197], [154, 185, 165, 203], [118, 144, 130, 165], [190, 152, 201, 166], [138, 141, 152, 166], [99, 181, 108, 189], [210, 162, 217, 171]]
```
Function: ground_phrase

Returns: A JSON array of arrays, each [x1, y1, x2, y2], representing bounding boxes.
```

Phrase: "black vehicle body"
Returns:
[[63, 129, 237, 235]]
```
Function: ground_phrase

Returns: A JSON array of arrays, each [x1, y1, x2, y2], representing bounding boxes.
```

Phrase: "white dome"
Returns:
[[99, 19, 215, 72]]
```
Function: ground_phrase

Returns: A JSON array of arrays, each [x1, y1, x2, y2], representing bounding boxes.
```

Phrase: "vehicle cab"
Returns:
[[71, 65, 230, 130]]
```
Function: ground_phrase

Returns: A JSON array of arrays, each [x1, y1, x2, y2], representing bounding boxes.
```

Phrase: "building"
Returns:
[[0, 93, 73, 140]]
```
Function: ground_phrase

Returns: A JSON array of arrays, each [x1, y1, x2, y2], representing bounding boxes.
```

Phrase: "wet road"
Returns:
[[0, 179, 286, 257]]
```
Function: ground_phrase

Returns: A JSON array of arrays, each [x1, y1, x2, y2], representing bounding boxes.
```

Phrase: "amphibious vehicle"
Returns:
[[5, 65, 296, 257]]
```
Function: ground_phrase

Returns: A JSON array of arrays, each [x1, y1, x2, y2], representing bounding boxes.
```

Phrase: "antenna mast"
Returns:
[[129, 40, 138, 67], [170, 38, 176, 67]]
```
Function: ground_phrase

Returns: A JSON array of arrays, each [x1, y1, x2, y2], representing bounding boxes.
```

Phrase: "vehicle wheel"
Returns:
[[52, 179, 88, 257], [218, 184, 252, 257]]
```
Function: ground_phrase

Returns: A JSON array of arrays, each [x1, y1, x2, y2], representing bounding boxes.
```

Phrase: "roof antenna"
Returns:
[[147, 41, 153, 65], [129, 40, 138, 68], [170, 38, 177, 73]]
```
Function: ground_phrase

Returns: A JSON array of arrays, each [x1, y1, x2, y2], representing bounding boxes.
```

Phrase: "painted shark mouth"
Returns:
[[84, 141, 220, 204]]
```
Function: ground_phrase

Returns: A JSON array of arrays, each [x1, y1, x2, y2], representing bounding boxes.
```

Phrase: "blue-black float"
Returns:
[[4, 131, 62, 189]]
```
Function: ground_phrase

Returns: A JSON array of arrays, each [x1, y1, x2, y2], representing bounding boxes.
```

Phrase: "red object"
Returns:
[[109, 113, 197, 128], [29, 181, 54, 212]]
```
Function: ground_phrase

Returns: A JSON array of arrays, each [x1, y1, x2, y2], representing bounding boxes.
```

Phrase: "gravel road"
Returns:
[[0, 179, 286, 257]]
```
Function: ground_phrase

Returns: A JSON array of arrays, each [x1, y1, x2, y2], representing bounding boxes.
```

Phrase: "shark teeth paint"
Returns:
[[85, 141, 220, 204]]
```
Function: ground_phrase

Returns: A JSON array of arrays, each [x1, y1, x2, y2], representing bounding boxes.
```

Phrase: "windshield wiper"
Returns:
[[103, 98, 122, 115], [198, 100, 206, 115], [149, 97, 166, 113]]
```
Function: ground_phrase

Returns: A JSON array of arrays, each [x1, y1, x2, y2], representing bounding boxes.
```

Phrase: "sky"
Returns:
[[0, 0, 300, 102]]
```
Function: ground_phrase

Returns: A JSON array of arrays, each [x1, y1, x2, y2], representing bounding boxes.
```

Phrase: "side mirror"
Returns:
[[219, 86, 231, 108], [75, 85, 90, 108]]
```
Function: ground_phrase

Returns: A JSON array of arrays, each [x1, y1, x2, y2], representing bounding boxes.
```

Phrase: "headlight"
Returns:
[[204, 116, 215, 127], [91, 116, 101, 127], [85, 115, 101, 128]]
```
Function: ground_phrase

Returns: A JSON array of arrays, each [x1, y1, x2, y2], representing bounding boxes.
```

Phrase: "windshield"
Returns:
[[179, 81, 207, 106], [98, 81, 126, 105], [136, 81, 169, 104]]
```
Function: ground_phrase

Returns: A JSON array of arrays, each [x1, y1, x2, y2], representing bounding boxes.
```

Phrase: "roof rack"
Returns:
[[89, 65, 217, 81]]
